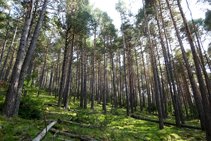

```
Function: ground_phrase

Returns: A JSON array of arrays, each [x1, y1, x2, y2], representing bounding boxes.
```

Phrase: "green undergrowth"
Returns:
[[0, 90, 206, 141]]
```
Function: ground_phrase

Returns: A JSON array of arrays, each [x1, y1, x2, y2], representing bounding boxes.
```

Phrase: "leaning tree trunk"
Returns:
[[155, 2, 180, 126], [176, 0, 211, 138], [185, 0, 211, 104], [14, 0, 48, 116], [0, 22, 19, 80], [2, 0, 34, 118], [165, 0, 206, 130], [143, 0, 164, 129], [4, 46, 17, 82], [0, 21, 10, 68]]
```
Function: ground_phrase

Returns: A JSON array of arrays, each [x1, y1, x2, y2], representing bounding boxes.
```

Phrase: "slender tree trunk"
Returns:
[[64, 35, 74, 108], [119, 53, 122, 108], [178, 59, 194, 114], [135, 49, 142, 111], [80, 44, 84, 108], [49, 67, 54, 96], [120, 15, 129, 116], [142, 0, 164, 129], [4, 46, 17, 82], [0, 22, 10, 68], [155, 44, 166, 118], [2, 0, 34, 117], [0, 22, 19, 80], [103, 36, 107, 114], [74, 50, 79, 102], [176, 0, 211, 138], [14, 0, 48, 115], [84, 49, 88, 109], [58, 32, 69, 107], [91, 28, 96, 109], [185, 0, 211, 104], [166, 0, 205, 130], [140, 44, 150, 111], [38, 32, 52, 95]]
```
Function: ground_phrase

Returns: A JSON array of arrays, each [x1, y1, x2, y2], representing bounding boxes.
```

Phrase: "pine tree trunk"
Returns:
[[74, 50, 79, 102], [176, 0, 211, 138], [166, 0, 205, 130], [80, 45, 84, 108], [4, 46, 17, 82], [91, 29, 96, 109], [135, 49, 142, 111], [0, 22, 18, 80], [58, 32, 69, 107], [14, 0, 48, 115], [142, 0, 164, 129], [64, 35, 74, 108], [140, 44, 150, 111], [103, 37, 107, 114], [119, 53, 122, 108], [120, 15, 129, 116], [2, 0, 34, 117], [38, 32, 52, 95], [49, 68, 54, 96], [84, 50, 88, 109], [0, 22, 10, 68], [185, 0, 211, 104]]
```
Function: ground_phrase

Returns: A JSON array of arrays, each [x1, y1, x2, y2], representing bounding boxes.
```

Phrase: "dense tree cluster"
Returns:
[[0, 0, 211, 140]]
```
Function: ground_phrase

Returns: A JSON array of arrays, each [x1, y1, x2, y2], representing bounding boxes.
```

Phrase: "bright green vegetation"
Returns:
[[0, 90, 206, 141]]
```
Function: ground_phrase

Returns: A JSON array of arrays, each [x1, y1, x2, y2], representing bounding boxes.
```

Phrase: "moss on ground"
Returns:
[[0, 90, 206, 141]]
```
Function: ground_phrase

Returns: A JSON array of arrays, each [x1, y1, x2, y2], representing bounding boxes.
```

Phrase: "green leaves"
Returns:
[[204, 10, 211, 31]]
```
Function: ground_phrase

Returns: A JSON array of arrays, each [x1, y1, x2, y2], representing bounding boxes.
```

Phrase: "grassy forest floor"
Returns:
[[0, 89, 206, 141]]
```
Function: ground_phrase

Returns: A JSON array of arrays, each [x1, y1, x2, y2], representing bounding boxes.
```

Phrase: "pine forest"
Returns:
[[0, 0, 211, 140]]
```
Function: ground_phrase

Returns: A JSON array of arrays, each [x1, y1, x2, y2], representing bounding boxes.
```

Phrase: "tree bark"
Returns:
[[83, 49, 88, 109], [63, 34, 74, 108], [176, 0, 211, 138], [0, 21, 19, 80], [165, 0, 205, 130], [2, 0, 34, 117], [121, 16, 129, 116], [91, 28, 96, 109], [142, 0, 164, 129], [14, 0, 48, 116]]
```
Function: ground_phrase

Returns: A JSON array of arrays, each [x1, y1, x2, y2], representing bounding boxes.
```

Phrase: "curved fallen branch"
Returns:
[[130, 114, 202, 130], [49, 129, 97, 141], [32, 121, 57, 141]]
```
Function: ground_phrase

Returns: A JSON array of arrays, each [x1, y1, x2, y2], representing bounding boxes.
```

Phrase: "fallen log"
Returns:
[[57, 119, 98, 129], [49, 129, 97, 141], [32, 121, 57, 141], [130, 114, 202, 130]]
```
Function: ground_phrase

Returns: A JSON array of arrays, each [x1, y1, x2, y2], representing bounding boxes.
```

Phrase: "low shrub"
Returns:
[[18, 96, 42, 120]]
